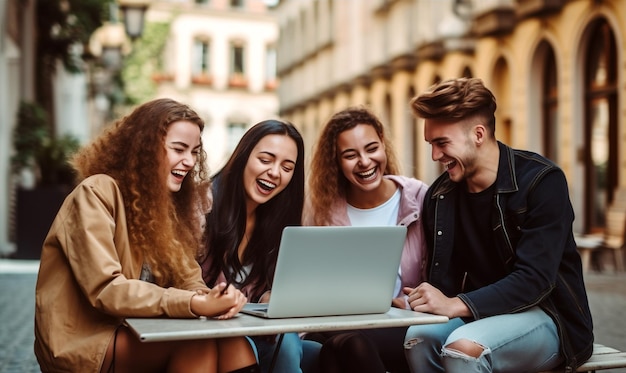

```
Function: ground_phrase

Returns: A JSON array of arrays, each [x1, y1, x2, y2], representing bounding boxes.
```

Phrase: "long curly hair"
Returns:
[[199, 120, 305, 301], [71, 98, 210, 287], [307, 106, 399, 226]]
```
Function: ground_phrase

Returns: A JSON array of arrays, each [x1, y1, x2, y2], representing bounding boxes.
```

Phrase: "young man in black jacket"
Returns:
[[403, 77, 593, 373]]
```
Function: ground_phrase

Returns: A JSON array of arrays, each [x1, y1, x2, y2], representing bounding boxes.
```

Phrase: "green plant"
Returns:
[[37, 0, 113, 73], [122, 21, 172, 105], [11, 101, 49, 173], [38, 134, 81, 186], [35, 0, 112, 132], [11, 100, 80, 187]]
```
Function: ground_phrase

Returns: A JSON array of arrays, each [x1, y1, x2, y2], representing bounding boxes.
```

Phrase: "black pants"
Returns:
[[305, 327, 409, 373]]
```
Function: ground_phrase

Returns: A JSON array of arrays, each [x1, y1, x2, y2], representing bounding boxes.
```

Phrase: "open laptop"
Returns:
[[241, 225, 407, 318]]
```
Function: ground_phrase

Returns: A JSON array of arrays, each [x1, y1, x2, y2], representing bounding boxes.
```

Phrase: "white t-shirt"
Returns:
[[347, 188, 402, 297]]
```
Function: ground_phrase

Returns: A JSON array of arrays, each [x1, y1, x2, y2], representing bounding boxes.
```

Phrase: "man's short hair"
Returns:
[[410, 77, 497, 134]]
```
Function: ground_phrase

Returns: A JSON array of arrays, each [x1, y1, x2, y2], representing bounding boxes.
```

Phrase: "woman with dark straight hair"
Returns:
[[199, 119, 320, 373]]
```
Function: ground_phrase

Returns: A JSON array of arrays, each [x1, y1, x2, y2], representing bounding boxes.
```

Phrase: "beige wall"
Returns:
[[149, 0, 279, 172], [275, 0, 626, 233]]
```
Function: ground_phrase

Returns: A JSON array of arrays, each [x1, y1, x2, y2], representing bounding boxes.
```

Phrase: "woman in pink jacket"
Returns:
[[34, 98, 258, 373], [304, 106, 428, 373]]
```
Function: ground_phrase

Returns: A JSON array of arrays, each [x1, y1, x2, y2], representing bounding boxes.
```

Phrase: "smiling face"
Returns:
[[336, 124, 387, 193], [424, 118, 479, 183], [243, 134, 298, 211], [164, 120, 202, 192]]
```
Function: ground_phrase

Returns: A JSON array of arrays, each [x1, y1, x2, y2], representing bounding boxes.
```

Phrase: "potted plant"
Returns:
[[11, 100, 80, 259], [11, 101, 49, 189]]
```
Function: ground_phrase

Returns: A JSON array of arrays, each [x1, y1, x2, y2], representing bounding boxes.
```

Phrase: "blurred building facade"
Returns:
[[2, 0, 106, 257], [2, 0, 625, 255], [147, 0, 280, 172], [274, 0, 626, 234], [1, 0, 35, 256], [0, 0, 279, 257]]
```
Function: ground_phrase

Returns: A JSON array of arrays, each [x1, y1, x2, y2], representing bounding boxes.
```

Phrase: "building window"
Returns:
[[231, 44, 245, 74], [265, 45, 277, 90], [192, 39, 212, 84], [229, 43, 247, 88], [584, 19, 617, 232], [541, 45, 558, 162], [230, 0, 244, 8]]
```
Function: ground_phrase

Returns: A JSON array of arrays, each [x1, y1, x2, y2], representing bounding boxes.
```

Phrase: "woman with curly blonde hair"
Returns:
[[34, 98, 259, 373], [304, 106, 428, 373]]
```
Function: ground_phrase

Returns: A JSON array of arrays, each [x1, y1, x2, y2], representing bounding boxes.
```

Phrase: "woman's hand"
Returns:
[[258, 290, 271, 304], [391, 296, 408, 309], [190, 282, 247, 319]]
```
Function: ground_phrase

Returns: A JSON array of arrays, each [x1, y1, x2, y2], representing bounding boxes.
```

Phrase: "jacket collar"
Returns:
[[495, 141, 518, 194]]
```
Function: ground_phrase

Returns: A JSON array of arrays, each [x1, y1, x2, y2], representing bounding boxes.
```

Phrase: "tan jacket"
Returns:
[[34, 174, 208, 372]]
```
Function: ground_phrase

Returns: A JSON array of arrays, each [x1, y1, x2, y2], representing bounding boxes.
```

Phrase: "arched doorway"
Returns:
[[541, 44, 558, 162], [492, 57, 511, 145], [583, 18, 618, 233]]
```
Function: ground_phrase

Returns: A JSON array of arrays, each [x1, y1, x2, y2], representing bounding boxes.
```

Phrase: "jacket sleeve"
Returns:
[[178, 263, 211, 292], [459, 170, 573, 319], [55, 177, 198, 318]]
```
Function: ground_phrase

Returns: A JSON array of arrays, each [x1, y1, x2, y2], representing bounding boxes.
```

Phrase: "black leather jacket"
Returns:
[[423, 141, 593, 372]]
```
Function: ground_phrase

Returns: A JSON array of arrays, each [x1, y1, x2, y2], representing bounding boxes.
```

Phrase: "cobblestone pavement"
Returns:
[[1, 259, 625, 373], [0, 261, 40, 373]]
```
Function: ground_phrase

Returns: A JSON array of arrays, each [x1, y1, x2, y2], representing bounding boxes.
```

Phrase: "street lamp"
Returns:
[[453, 0, 472, 21], [88, 22, 131, 70], [118, 0, 150, 41]]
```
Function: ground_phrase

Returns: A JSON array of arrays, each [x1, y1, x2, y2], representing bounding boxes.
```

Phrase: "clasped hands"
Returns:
[[190, 282, 247, 320]]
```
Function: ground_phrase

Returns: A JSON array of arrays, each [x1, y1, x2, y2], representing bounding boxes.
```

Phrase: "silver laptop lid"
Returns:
[[264, 225, 407, 318]]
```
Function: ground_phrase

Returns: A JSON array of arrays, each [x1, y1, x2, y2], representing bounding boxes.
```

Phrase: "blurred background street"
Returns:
[[0, 259, 624, 373]]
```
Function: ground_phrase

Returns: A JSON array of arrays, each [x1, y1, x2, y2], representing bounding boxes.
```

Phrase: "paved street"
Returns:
[[0, 260, 40, 373], [0, 259, 625, 373]]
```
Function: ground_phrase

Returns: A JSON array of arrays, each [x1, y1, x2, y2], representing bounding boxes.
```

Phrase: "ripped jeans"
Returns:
[[403, 307, 562, 373]]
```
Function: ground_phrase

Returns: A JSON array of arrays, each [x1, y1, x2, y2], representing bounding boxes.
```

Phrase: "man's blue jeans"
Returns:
[[404, 307, 562, 373], [249, 332, 321, 373]]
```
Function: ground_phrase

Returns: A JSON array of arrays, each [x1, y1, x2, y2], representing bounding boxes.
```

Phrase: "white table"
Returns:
[[126, 307, 449, 342], [126, 308, 449, 372]]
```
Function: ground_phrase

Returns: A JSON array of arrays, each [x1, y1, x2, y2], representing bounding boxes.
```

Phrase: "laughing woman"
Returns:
[[34, 98, 258, 373], [198, 119, 321, 373], [304, 106, 429, 373]]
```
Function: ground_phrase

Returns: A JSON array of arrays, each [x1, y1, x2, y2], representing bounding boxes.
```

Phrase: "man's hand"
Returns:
[[402, 282, 471, 318]]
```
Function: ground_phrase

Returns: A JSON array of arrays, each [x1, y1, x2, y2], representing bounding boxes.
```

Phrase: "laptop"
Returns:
[[241, 225, 407, 318]]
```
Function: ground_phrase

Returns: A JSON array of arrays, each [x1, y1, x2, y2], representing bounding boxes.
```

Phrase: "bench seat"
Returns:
[[542, 343, 626, 372]]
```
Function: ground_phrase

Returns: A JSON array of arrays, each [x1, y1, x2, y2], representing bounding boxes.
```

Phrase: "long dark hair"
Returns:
[[200, 119, 305, 300]]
